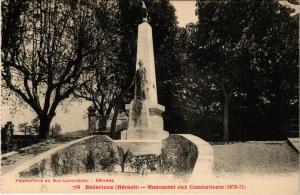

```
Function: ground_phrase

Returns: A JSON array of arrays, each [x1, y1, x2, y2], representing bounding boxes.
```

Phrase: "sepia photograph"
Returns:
[[1, 0, 299, 194]]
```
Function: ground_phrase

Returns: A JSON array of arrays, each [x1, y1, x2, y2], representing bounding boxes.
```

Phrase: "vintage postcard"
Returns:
[[1, 0, 299, 194]]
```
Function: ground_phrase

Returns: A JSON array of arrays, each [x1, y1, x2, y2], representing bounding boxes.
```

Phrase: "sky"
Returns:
[[171, 0, 198, 26], [1, 1, 198, 133]]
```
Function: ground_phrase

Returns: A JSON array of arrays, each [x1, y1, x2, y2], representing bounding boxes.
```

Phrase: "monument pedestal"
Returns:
[[121, 101, 169, 140], [118, 101, 168, 155], [113, 140, 163, 155]]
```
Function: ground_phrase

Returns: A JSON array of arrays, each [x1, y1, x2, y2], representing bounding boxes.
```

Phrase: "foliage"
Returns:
[[74, 0, 127, 132], [85, 150, 95, 172], [50, 123, 62, 139], [127, 154, 157, 173], [184, 0, 299, 140], [97, 147, 117, 171], [18, 117, 40, 135], [31, 117, 39, 134], [61, 149, 77, 175], [18, 122, 30, 135], [51, 153, 61, 176], [116, 146, 132, 172], [1, 0, 118, 138], [160, 135, 198, 175], [93, 143, 117, 171]]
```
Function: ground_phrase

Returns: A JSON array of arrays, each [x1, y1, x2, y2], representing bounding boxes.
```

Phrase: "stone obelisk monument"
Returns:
[[116, 2, 169, 154]]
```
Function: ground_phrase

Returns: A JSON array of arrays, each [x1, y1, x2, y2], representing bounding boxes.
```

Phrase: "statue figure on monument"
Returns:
[[132, 60, 147, 126], [135, 60, 147, 100], [141, 1, 149, 22]]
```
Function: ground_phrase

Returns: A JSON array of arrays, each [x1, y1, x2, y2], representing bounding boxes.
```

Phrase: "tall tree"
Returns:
[[194, 0, 298, 141], [74, 0, 139, 136], [74, 0, 123, 133], [168, 24, 223, 137], [2, 0, 108, 138]]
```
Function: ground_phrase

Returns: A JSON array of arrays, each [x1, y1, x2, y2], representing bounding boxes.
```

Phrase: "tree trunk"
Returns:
[[110, 104, 120, 139], [223, 92, 231, 142], [121, 163, 125, 172], [38, 116, 51, 139], [98, 116, 108, 132]]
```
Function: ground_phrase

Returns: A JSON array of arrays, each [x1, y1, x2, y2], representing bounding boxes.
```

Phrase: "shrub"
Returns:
[[51, 153, 61, 176], [85, 150, 95, 172], [93, 144, 117, 171], [116, 147, 132, 172], [129, 154, 159, 173], [50, 123, 62, 140], [159, 135, 198, 175]]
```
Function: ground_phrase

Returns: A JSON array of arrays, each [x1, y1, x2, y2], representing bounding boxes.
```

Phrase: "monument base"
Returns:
[[112, 139, 163, 155], [121, 129, 169, 140], [118, 101, 169, 154]]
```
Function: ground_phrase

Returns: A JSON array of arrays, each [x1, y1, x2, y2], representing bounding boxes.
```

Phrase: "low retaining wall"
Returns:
[[179, 134, 214, 180], [1, 151, 18, 159], [5, 134, 214, 180], [1, 140, 57, 159], [3, 136, 97, 177]]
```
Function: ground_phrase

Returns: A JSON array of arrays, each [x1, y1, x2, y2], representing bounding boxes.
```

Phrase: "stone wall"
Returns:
[[19, 136, 114, 177], [180, 134, 215, 180], [160, 135, 198, 176]]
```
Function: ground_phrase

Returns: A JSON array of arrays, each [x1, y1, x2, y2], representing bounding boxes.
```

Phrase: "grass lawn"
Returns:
[[212, 141, 299, 175], [209, 141, 299, 194]]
